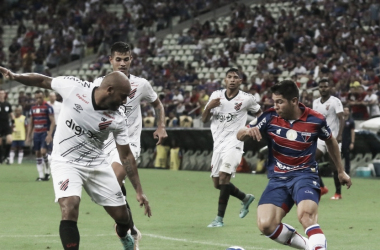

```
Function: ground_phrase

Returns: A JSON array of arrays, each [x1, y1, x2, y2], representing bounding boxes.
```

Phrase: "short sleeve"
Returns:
[[317, 118, 332, 141], [51, 76, 91, 99], [113, 117, 130, 146], [334, 98, 343, 114], [247, 94, 261, 113], [142, 80, 158, 103], [48, 105, 54, 115]]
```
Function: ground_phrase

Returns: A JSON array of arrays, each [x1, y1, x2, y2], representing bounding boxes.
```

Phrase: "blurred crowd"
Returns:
[[0, 0, 230, 73], [1, 0, 380, 125]]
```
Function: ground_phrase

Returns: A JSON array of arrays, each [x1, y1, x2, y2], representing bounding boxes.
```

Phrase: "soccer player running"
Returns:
[[313, 79, 344, 200], [237, 80, 352, 250], [202, 68, 262, 227], [0, 89, 14, 164], [94, 42, 167, 248], [0, 66, 151, 250], [26, 90, 55, 181]]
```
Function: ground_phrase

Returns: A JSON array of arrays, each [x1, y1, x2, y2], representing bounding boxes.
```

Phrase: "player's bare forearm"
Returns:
[[202, 107, 212, 123], [152, 99, 166, 128], [122, 156, 143, 194], [0, 67, 52, 89], [237, 127, 251, 141]]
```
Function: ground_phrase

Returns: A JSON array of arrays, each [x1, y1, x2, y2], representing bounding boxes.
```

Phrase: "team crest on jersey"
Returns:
[[59, 179, 69, 191], [129, 88, 137, 99], [326, 105, 330, 110], [99, 120, 112, 130], [234, 102, 242, 111], [301, 132, 311, 142]]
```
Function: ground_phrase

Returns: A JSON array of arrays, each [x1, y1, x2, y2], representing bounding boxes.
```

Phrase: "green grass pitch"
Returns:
[[0, 162, 379, 250]]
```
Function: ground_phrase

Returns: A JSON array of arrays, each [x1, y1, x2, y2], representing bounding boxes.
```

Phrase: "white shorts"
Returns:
[[317, 139, 341, 155], [210, 148, 242, 178], [51, 161, 125, 207], [107, 142, 141, 165]]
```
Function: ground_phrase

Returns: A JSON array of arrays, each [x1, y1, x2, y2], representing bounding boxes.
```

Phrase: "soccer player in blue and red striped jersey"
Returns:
[[237, 80, 352, 250], [26, 90, 55, 181]]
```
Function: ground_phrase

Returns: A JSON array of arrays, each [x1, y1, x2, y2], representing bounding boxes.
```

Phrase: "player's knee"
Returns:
[[257, 217, 277, 235], [59, 199, 79, 221]]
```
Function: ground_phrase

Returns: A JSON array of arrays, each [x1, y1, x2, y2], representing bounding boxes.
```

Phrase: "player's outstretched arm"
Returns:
[[151, 98, 167, 145], [237, 126, 262, 142], [0, 66, 52, 89], [325, 136, 352, 189], [116, 143, 152, 217]]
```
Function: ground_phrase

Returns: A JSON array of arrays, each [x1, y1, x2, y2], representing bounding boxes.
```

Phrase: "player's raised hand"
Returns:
[[207, 98, 221, 109], [136, 193, 152, 217], [153, 127, 168, 145], [0, 66, 15, 80], [338, 171, 352, 189]]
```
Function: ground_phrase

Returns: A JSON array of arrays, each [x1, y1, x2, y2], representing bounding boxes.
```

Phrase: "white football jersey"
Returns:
[[312, 96, 343, 137], [47, 100, 62, 123], [94, 74, 157, 151], [51, 76, 129, 166], [206, 89, 260, 153]]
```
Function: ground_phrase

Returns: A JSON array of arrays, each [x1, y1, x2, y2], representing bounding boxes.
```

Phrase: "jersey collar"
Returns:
[[224, 90, 239, 101], [298, 102, 309, 121]]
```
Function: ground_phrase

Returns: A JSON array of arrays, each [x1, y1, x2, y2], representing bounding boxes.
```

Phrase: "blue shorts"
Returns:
[[258, 174, 321, 213], [11, 140, 25, 148], [33, 132, 52, 152]]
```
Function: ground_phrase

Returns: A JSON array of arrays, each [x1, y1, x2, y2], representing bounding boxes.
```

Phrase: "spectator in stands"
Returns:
[[70, 35, 85, 61], [348, 82, 369, 120], [143, 110, 155, 128], [22, 48, 34, 73], [363, 86, 380, 118], [190, 88, 201, 116], [8, 38, 21, 61], [166, 111, 178, 127], [204, 73, 220, 96]]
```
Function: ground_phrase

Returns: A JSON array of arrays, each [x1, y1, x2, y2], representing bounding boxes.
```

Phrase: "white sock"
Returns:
[[268, 223, 309, 249], [306, 224, 327, 250], [36, 158, 44, 178], [18, 151, 23, 164], [9, 150, 15, 164]]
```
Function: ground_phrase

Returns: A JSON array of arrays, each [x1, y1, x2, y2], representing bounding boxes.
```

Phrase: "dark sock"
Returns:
[[228, 183, 246, 200], [126, 202, 136, 235], [59, 220, 80, 250], [333, 171, 341, 194], [5, 144, 10, 160], [217, 184, 231, 218], [116, 223, 129, 238]]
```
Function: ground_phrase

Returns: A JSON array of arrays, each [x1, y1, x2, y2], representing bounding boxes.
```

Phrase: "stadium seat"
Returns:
[[191, 61, 199, 68], [349, 153, 364, 173], [71, 69, 78, 76], [182, 150, 194, 170]]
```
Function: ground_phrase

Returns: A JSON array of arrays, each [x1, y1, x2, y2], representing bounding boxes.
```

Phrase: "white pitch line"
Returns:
[[0, 233, 282, 250]]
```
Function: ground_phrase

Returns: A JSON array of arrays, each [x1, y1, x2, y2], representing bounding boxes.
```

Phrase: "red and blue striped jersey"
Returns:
[[30, 102, 54, 133], [250, 103, 332, 178]]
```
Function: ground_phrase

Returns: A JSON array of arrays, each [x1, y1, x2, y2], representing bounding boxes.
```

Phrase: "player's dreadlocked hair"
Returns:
[[110, 42, 131, 56], [271, 80, 300, 101]]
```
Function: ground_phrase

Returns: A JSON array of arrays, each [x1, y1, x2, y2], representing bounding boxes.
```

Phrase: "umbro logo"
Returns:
[[101, 117, 107, 122], [73, 104, 83, 113]]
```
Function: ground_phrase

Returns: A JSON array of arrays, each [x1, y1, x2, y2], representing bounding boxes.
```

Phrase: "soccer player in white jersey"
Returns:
[[202, 68, 262, 227], [313, 79, 344, 200], [94, 42, 167, 248], [0, 66, 151, 250]]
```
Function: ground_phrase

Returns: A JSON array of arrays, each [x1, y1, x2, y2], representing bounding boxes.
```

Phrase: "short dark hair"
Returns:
[[110, 42, 131, 56], [271, 80, 299, 101], [318, 78, 331, 86], [34, 90, 43, 95], [225, 68, 240, 77]]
